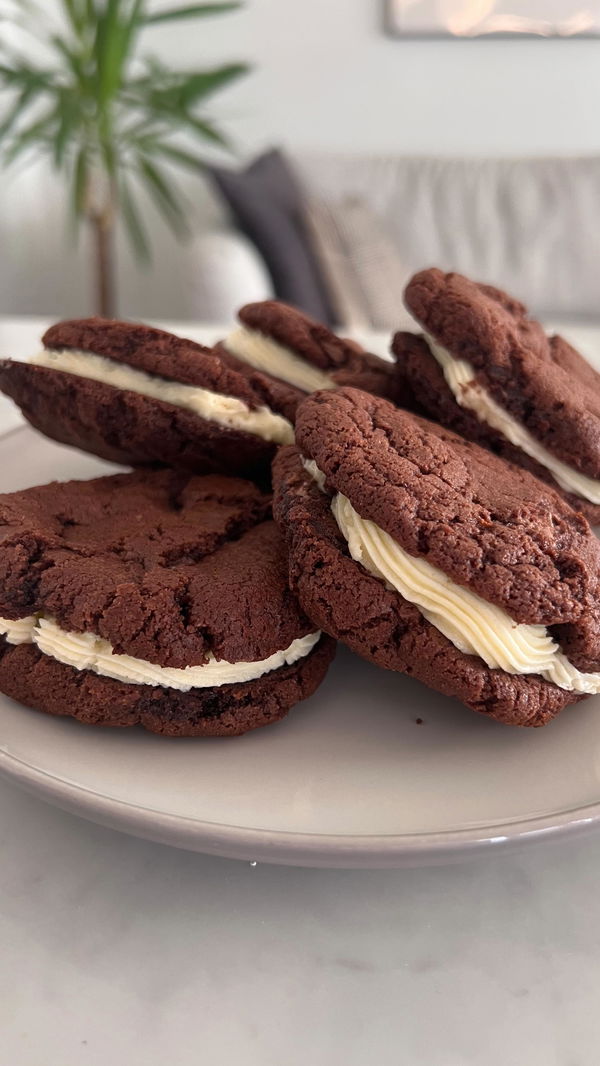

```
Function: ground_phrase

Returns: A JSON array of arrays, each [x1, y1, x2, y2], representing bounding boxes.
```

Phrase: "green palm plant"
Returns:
[[0, 0, 249, 316]]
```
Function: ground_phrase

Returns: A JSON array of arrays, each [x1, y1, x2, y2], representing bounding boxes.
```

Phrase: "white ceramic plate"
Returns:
[[2, 426, 600, 867]]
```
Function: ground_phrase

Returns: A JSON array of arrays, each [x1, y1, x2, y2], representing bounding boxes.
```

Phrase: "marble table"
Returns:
[[2, 316, 600, 1066]]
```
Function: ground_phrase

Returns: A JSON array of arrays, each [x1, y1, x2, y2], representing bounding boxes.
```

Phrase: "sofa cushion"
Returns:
[[295, 153, 600, 321], [305, 195, 412, 331], [208, 149, 335, 325]]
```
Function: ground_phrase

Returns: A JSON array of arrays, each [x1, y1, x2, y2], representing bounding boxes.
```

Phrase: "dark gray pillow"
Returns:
[[208, 149, 335, 325]]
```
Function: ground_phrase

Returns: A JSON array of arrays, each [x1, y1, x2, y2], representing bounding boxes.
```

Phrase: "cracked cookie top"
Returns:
[[404, 268, 600, 478], [237, 300, 395, 396], [42, 318, 278, 411], [0, 469, 314, 668]]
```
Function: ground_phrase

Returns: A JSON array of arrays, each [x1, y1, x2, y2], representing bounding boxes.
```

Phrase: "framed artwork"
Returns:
[[384, 1, 600, 37]]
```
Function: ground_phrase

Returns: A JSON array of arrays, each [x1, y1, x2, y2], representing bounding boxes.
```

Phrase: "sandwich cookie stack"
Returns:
[[393, 269, 600, 523], [220, 299, 396, 419], [273, 387, 600, 727], [3, 283, 600, 735], [0, 312, 349, 735], [0, 317, 294, 481], [0, 470, 335, 735]]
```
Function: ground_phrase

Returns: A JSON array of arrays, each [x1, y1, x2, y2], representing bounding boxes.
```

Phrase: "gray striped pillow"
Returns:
[[304, 195, 414, 331]]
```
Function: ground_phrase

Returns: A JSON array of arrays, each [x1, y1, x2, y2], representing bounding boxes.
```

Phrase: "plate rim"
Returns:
[[2, 744, 600, 868]]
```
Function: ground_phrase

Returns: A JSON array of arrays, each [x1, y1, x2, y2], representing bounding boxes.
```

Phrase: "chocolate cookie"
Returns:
[[221, 299, 395, 418], [273, 387, 600, 726], [0, 470, 335, 736], [0, 318, 295, 481], [394, 269, 600, 522]]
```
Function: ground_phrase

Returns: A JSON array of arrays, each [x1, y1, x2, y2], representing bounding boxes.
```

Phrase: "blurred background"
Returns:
[[1, 0, 600, 328]]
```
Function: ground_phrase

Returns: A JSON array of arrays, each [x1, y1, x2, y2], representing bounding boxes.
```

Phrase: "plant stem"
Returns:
[[91, 206, 116, 318]]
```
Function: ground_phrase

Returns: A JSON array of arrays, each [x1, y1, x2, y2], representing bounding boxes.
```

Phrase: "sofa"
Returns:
[[194, 152, 600, 329]]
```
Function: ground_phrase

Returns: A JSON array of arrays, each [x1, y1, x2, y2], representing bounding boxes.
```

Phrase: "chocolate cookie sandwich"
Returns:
[[273, 387, 600, 727], [0, 318, 295, 480], [220, 299, 395, 418], [0, 470, 335, 736], [393, 269, 600, 523]]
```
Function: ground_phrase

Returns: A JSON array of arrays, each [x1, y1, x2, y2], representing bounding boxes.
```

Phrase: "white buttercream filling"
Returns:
[[0, 614, 320, 692], [224, 326, 336, 393], [0, 614, 37, 646], [302, 458, 600, 694], [424, 332, 600, 506], [31, 348, 294, 446]]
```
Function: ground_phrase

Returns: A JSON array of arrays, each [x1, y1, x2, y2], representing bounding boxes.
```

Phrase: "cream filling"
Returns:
[[224, 326, 336, 394], [424, 332, 600, 506], [0, 614, 320, 692], [0, 614, 37, 646], [302, 459, 600, 694], [31, 348, 294, 446]]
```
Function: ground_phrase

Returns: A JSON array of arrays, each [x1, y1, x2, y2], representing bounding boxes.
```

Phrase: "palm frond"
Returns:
[[0, 61, 58, 92], [178, 112, 230, 148], [127, 62, 249, 109], [53, 89, 83, 166], [95, 0, 131, 106], [61, 0, 86, 36], [136, 155, 189, 234], [50, 35, 89, 90], [0, 80, 46, 141], [143, 3, 242, 25], [72, 142, 89, 217], [150, 142, 208, 172], [121, 64, 246, 154], [2, 106, 60, 165], [119, 174, 151, 260], [0, 0, 249, 281]]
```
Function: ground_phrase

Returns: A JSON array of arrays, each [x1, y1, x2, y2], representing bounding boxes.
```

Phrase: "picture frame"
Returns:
[[383, 1, 600, 38]]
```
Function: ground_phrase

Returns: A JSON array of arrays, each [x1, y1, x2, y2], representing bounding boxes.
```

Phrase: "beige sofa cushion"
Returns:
[[295, 153, 600, 321]]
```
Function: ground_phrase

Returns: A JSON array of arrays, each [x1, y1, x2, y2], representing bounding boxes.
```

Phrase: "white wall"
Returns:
[[2, 0, 600, 321], [194, 0, 600, 156]]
